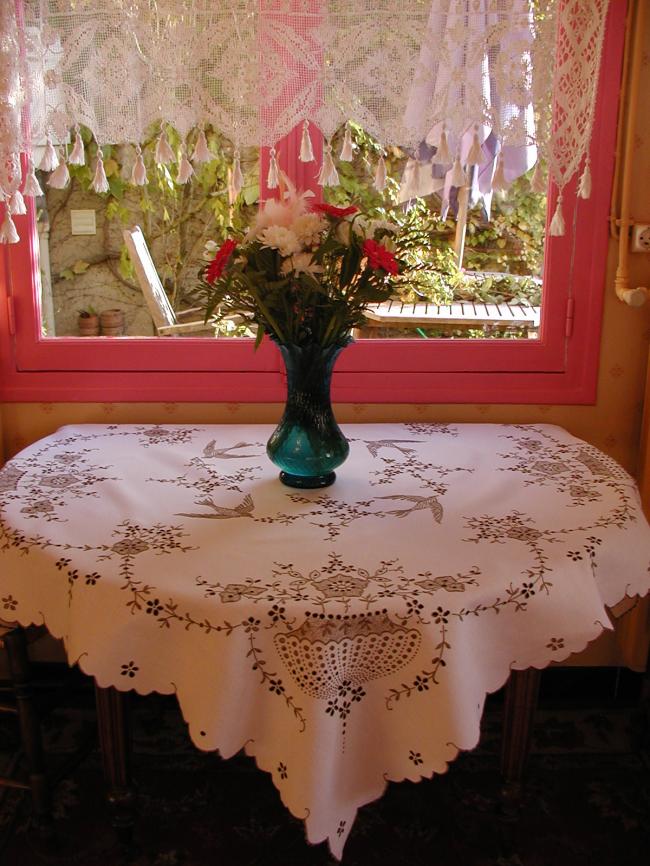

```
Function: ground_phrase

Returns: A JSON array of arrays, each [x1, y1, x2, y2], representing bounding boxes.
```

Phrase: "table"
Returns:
[[1, 422, 649, 859]]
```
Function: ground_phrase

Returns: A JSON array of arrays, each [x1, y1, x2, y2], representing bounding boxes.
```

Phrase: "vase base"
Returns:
[[279, 470, 336, 489]]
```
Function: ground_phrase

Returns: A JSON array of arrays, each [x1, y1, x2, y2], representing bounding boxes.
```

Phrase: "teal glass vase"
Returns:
[[267, 341, 350, 488]]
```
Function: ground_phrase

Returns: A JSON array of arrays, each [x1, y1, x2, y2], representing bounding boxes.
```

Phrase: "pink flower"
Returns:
[[205, 239, 237, 284], [362, 239, 399, 275], [313, 203, 359, 219]]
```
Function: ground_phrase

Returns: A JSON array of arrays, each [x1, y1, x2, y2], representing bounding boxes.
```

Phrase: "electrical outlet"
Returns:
[[631, 224, 650, 253]]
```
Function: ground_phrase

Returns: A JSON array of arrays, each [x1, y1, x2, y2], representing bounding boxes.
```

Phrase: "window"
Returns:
[[0, 0, 625, 404]]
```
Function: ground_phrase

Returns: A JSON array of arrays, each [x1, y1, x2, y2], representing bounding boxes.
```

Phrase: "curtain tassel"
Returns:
[[68, 127, 85, 166], [0, 204, 20, 244], [578, 158, 592, 199], [191, 127, 211, 164], [39, 138, 59, 172], [267, 147, 280, 189], [549, 194, 565, 236], [435, 127, 451, 165], [9, 190, 27, 215], [449, 157, 467, 188], [267, 148, 280, 190], [231, 150, 244, 197], [23, 161, 43, 197], [374, 153, 387, 192], [317, 142, 339, 187], [466, 125, 484, 166], [155, 127, 175, 165], [47, 160, 70, 189], [530, 161, 546, 193], [300, 120, 315, 162], [92, 150, 110, 194], [491, 153, 509, 192], [176, 147, 194, 184], [131, 145, 148, 186], [339, 124, 354, 161]]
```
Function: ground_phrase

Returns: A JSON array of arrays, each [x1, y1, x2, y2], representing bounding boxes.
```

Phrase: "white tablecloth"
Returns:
[[1, 423, 649, 858]]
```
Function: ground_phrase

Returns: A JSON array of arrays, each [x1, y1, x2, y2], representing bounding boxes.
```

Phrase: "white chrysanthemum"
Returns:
[[291, 213, 325, 247], [280, 252, 324, 277], [203, 239, 219, 260], [259, 226, 302, 257]]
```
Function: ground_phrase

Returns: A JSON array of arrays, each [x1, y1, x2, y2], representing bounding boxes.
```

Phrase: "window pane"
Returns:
[[35, 129, 259, 339]]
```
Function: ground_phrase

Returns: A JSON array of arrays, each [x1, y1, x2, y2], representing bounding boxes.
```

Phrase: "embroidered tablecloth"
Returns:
[[1, 422, 649, 858]]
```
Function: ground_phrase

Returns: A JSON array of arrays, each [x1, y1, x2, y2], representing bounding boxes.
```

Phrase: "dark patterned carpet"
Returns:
[[1, 667, 649, 866]]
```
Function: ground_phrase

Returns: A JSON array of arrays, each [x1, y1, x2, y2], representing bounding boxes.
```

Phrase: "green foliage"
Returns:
[[324, 123, 546, 307], [64, 125, 257, 312]]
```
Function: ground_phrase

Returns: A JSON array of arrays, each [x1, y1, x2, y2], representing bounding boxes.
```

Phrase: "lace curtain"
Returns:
[[1, 0, 610, 243]]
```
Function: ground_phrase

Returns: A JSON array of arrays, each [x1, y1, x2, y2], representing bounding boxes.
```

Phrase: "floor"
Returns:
[[0, 666, 649, 866]]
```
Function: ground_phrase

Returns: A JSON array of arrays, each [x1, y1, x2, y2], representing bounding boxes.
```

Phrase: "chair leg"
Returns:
[[4, 626, 51, 829], [500, 667, 541, 819], [94, 685, 137, 855]]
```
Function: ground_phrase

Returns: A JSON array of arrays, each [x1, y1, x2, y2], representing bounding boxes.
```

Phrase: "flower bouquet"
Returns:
[[199, 186, 409, 349], [198, 184, 416, 488]]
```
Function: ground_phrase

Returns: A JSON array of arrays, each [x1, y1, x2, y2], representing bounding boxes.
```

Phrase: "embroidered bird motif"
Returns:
[[375, 494, 443, 523], [202, 440, 260, 459], [176, 494, 255, 519], [362, 439, 421, 458]]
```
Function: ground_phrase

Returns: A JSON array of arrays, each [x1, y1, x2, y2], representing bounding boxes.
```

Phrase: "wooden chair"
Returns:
[[123, 226, 217, 336]]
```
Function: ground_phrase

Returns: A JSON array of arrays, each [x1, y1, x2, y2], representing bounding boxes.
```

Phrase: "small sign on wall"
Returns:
[[70, 209, 97, 235]]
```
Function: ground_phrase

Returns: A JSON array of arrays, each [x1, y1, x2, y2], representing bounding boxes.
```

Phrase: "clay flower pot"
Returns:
[[100, 308, 125, 336], [78, 312, 99, 336]]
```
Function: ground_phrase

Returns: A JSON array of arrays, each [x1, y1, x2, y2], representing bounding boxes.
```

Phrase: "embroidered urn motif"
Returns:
[[274, 611, 421, 705]]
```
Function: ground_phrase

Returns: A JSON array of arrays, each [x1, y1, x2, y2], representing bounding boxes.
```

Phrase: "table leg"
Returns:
[[94, 685, 136, 853], [4, 626, 51, 833], [499, 667, 541, 819]]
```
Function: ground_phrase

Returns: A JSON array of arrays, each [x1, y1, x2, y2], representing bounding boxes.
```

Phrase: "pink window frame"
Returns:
[[0, 0, 625, 404]]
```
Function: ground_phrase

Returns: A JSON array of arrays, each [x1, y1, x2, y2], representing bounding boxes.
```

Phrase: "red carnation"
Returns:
[[313, 202, 359, 219], [362, 238, 399, 275], [205, 238, 237, 284]]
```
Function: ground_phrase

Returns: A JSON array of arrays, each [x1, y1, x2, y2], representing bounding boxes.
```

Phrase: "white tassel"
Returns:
[[317, 143, 339, 187], [578, 158, 591, 200], [9, 190, 27, 215], [339, 125, 354, 161], [549, 194, 565, 236], [47, 160, 70, 189], [39, 138, 59, 172], [440, 199, 450, 221], [155, 128, 175, 165], [0, 206, 20, 244], [23, 162, 43, 197], [267, 147, 280, 189], [176, 148, 194, 184], [491, 154, 509, 192], [449, 157, 467, 188], [466, 125, 484, 166], [531, 161, 546, 193], [231, 150, 244, 197], [191, 127, 211, 164], [68, 127, 85, 165], [374, 153, 387, 192], [435, 127, 451, 165], [300, 120, 315, 162], [131, 145, 148, 186], [92, 151, 110, 193], [227, 168, 237, 206]]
